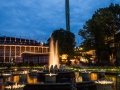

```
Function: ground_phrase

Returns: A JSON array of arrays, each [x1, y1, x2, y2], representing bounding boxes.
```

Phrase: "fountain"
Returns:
[[29, 70, 38, 76], [43, 37, 59, 83], [45, 73, 57, 83], [95, 80, 113, 90], [2, 73, 12, 83], [10, 36, 96, 90], [37, 37, 75, 84], [49, 37, 59, 71], [79, 70, 91, 81]]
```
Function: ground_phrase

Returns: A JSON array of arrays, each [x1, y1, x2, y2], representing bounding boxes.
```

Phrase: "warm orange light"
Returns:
[[61, 54, 68, 59]]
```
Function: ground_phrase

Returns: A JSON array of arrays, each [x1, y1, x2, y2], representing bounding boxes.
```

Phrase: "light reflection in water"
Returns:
[[5, 73, 112, 84], [27, 74, 37, 84], [7, 75, 19, 83], [5, 72, 120, 90], [105, 75, 116, 90], [91, 74, 117, 90], [90, 73, 98, 81], [6, 74, 37, 84]]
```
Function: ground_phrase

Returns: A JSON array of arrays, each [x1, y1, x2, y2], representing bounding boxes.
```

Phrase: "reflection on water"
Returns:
[[90, 73, 98, 81], [7, 75, 19, 83], [6, 74, 37, 84], [91, 73, 120, 90], [105, 75, 120, 90], [27, 74, 37, 84], [5, 72, 120, 90], [84, 73, 117, 90]]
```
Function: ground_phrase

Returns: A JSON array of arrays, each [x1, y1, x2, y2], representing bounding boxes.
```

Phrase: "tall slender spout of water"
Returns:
[[49, 37, 59, 68]]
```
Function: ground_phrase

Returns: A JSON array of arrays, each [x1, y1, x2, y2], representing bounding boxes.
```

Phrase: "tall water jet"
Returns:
[[49, 37, 59, 68]]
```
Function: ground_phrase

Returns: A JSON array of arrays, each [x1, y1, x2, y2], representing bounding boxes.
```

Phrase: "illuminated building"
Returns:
[[74, 46, 96, 63], [61, 54, 68, 64], [0, 36, 49, 64]]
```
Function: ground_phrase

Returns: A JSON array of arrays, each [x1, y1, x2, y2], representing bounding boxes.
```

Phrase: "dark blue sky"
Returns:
[[0, 0, 120, 46]]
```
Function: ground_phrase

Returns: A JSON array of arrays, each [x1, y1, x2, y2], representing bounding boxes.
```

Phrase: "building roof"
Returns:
[[0, 36, 47, 46]]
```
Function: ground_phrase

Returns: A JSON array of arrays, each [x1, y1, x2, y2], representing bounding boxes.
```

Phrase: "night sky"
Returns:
[[0, 0, 120, 46]]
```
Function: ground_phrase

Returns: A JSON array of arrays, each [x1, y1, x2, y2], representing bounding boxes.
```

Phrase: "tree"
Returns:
[[78, 3, 120, 63], [50, 28, 76, 59], [84, 54, 92, 65], [100, 51, 110, 66]]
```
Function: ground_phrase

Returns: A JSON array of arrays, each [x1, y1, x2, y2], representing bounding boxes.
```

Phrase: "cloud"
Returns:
[[0, 0, 120, 45]]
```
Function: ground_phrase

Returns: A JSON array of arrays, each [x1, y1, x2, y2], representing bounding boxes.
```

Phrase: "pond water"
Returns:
[[105, 75, 120, 90], [3, 71, 120, 90], [90, 73, 120, 90]]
